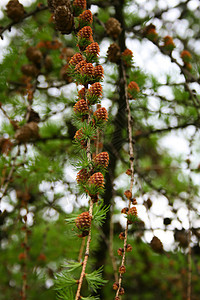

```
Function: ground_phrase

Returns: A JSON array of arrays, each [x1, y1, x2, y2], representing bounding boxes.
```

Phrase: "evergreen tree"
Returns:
[[0, 0, 200, 299]]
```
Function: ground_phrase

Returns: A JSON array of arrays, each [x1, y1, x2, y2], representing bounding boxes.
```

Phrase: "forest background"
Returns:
[[0, 0, 200, 299]]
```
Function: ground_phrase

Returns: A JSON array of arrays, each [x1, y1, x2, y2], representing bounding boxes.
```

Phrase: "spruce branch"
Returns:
[[85, 267, 108, 293]]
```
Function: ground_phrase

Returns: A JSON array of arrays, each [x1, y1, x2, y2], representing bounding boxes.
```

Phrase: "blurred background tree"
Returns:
[[0, 0, 200, 299]]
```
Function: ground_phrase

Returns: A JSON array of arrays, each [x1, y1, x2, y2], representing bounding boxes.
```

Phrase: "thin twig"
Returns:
[[0, 146, 20, 204], [115, 62, 135, 298]]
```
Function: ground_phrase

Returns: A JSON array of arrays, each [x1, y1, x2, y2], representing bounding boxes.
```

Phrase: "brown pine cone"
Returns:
[[75, 60, 87, 73], [124, 190, 132, 199], [119, 265, 126, 274], [26, 47, 43, 65], [48, 0, 71, 12], [85, 42, 100, 57], [21, 64, 39, 77], [119, 287, 125, 295], [69, 53, 83, 66], [54, 5, 74, 34], [78, 26, 93, 39], [76, 168, 90, 184], [75, 212, 92, 231], [150, 236, 163, 253], [87, 82, 103, 98], [93, 152, 109, 168], [93, 65, 104, 81], [73, 0, 86, 16], [80, 62, 94, 77], [105, 17, 122, 39], [117, 248, 124, 256], [78, 87, 86, 99], [74, 128, 87, 148], [73, 99, 88, 114], [113, 282, 119, 290], [88, 172, 104, 188], [78, 9, 93, 25], [6, 0, 25, 22], [119, 232, 125, 240], [107, 43, 121, 63], [93, 107, 108, 122], [126, 244, 132, 252]]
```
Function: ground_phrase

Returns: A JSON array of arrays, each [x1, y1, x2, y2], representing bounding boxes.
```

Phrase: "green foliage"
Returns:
[[0, 0, 200, 299], [85, 267, 108, 293], [93, 202, 110, 227]]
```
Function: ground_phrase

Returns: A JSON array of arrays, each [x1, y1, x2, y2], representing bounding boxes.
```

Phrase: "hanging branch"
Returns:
[[114, 60, 138, 299], [0, 146, 20, 204]]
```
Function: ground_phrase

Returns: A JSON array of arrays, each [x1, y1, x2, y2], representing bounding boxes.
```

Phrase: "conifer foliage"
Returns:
[[0, 0, 200, 300]]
